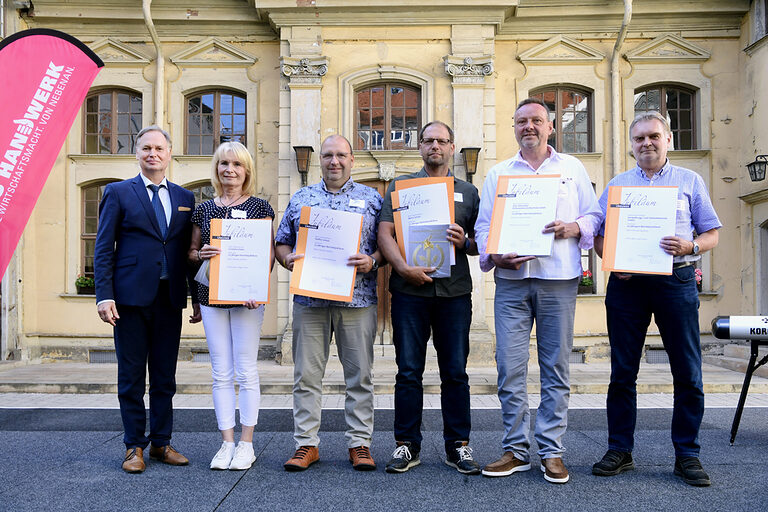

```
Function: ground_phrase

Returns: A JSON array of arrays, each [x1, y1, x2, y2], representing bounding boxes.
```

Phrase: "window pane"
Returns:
[[117, 135, 131, 154], [86, 114, 98, 133], [130, 95, 142, 111], [220, 115, 232, 133], [202, 135, 214, 155], [117, 113, 130, 133], [117, 93, 129, 112], [404, 88, 419, 108], [357, 90, 370, 109], [405, 108, 418, 130], [201, 94, 215, 113], [679, 111, 692, 130], [234, 95, 246, 114], [679, 91, 692, 109], [221, 94, 233, 114], [86, 96, 98, 112], [83, 240, 95, 276], [188, 96, 201, 114], [391, 86, 404, 107], [370, 87, 385, 108], [574, 133, 588, 154], [371, 108, 385, 130], [99, 135, 111, 153], [679, 131, 692, 150], [202, 114, 214, 135], [371, 130, 385, 150], [99, 94, 111, 112], [358, 110, 371, 130], [233, 115, 245, 134], [85, 135, 98, 153]]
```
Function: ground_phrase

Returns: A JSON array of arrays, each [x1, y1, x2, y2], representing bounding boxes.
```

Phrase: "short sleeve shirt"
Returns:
[[380, 168, 480, 297], [275, 178, 383, 308], [191, 197, 275, 307]]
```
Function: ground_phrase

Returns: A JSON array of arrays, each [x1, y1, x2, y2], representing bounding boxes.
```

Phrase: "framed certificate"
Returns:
[[392, 176, 455, 263], [289, 206, 363, 302], [485, 174, 560, 256], [208, 218, 273, 304], [601, 185, 678, 275]]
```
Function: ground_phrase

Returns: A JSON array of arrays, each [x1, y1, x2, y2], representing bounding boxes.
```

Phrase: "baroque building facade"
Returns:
[[1, 0, 767, 365]]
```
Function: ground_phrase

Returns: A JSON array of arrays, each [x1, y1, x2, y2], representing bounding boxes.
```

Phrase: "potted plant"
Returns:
[[76, 274, 95, 295], [578, 269, 594, 294]]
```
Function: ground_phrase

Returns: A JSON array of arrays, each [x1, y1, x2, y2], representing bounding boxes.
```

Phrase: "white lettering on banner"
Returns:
[[0, 61, 68, 219]]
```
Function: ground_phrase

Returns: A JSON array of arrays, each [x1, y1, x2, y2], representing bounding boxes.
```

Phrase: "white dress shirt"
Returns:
[[474, 146, 602, 281], [140, 173, 172, 227]]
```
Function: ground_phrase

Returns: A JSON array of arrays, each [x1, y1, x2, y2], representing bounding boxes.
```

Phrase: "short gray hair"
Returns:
[[629, 111, 671, 137], [136, 125, 172, 147]]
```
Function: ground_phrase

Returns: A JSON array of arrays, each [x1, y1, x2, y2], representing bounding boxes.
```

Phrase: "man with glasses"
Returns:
[[275, 134, 384, 472], [378, 121, 481, 474], [474, 98, 601, 484]]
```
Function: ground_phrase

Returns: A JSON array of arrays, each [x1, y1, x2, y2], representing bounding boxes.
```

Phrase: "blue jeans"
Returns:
[[605, 265, 704, 457], [391, 291, 472, 452], [494, 277, 578, 460]]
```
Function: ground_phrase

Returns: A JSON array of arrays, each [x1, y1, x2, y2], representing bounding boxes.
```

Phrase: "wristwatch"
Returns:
[[370, 256, 379, 271], [691, 241, 700, 255]]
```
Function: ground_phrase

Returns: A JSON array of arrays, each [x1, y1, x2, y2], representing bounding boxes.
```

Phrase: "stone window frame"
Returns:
[[633, 83, 698, 150], [184, 89, 247, 156], [529, 84, 594, 154], [81, 88, 143, 155], [339, 65, 435, 155], [80, 179, 119, 279]]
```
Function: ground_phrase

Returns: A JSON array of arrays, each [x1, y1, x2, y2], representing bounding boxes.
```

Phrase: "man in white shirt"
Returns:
[[474, 98, 601, 484]]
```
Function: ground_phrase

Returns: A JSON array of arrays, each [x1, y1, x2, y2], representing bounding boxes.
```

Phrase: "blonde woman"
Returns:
[[189, 141, 274, 470]]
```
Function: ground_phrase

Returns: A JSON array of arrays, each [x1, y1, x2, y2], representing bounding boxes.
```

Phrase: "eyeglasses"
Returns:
[[420, 138, 452, 146]]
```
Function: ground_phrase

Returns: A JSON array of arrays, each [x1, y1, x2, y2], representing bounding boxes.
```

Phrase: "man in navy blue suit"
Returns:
[[95, 126, 198, 473]]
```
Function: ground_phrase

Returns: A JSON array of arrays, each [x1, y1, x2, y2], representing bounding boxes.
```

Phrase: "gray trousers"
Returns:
[[292, 303, 377, 449], [494, 277, 578, 460]]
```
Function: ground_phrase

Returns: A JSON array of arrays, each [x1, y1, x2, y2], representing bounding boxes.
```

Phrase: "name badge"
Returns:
[[454, 192, 463, 202], [676, 199, 686, 211], [349, 198, 366, 208], [231, 209, 247, 219]]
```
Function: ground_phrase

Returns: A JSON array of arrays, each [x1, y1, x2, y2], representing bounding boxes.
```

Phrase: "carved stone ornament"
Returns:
[[281, 57, 328, 78], [444, 56, 493, 78], [378, 161, 396, 182]]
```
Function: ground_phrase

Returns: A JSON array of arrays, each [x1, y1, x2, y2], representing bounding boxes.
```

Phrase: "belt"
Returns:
[[673, 261, 694, 269]]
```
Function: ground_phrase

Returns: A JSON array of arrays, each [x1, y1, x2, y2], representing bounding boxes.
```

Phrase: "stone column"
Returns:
[[277, 27, 328, 364], [445, 25, 496, 365]]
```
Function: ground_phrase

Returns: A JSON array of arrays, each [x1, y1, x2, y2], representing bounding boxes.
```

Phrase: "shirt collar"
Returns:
[[510, 145, 558, 171], [416, 167, 454, 178], [320, 177, 355, 194], [634, 158, 671, 180], [140, 173, 168, 189]]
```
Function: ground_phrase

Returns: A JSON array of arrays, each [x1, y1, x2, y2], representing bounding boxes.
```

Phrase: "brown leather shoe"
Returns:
[[284, 446, 319, 471], [482, 451, 531, 477], [122, 447, 145, 473], [349, 445, 376, 471], [149, 444, 189, 466], [541, 457, 569, 484]]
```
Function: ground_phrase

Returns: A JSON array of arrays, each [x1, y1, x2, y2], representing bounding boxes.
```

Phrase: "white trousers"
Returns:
[[200, 305, 263, 431]]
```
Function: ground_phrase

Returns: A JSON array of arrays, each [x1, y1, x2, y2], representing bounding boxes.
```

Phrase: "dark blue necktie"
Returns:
[[148, 184, 169, 279]]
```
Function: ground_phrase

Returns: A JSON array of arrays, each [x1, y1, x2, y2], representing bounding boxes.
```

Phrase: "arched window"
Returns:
[[186, 90, 246, 155], [634, 85, 696, 150], [81, 181, 118, 279], [83, 89, 142, 154], [530, 86, 593, 153], [186, 182, 216, 207], [355, 84, 420, 151]]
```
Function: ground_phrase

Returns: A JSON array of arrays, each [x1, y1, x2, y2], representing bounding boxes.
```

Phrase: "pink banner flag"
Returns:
[[0, 29, 103, 277]]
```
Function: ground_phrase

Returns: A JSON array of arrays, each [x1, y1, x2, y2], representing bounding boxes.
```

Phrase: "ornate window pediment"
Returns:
[[626, 34, 710, 62], [518, 36, 604, 64], [170, 37, 257, 67], [88, 38, 151, 66]]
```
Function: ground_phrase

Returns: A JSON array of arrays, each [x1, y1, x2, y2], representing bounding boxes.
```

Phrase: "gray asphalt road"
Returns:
[[1, 407, 767, 511]]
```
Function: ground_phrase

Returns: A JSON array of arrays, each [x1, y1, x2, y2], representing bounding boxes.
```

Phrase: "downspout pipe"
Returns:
[[611, 0, 632, 177], [142, 0, 164, 127]]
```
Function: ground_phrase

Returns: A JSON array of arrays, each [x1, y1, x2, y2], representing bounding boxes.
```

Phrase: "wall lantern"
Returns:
[[293, 145, 314, 187], [746, 155, 767, 182], [460, 147, 481, 184]]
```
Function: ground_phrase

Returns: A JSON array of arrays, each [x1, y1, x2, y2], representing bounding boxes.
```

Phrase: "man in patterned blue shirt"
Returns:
[[275, 135, 383, 472], [592, 111, 721, 487]]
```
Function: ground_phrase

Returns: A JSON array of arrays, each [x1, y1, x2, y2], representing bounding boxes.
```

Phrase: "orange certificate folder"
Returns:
[[601, 185, 678, 275], [485, 174, 560, 256], [392, 176, 455, 261], [289, 206, 363, 302], [208, 218, 272, 304]]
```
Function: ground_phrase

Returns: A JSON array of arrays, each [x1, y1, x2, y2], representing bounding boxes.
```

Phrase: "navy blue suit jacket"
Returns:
[[94, 174, 195, 310]]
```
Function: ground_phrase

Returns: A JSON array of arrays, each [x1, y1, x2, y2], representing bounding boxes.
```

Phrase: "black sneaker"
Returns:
[[592, 449, 635, 476], [674, 456, 711, 487], [445, 441, 481, 475], [385, 442, 420, 473]]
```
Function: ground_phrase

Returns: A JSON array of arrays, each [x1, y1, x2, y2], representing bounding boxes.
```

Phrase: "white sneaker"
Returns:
[[210, 441, 235, 470], [229, 441, 256, 470]]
